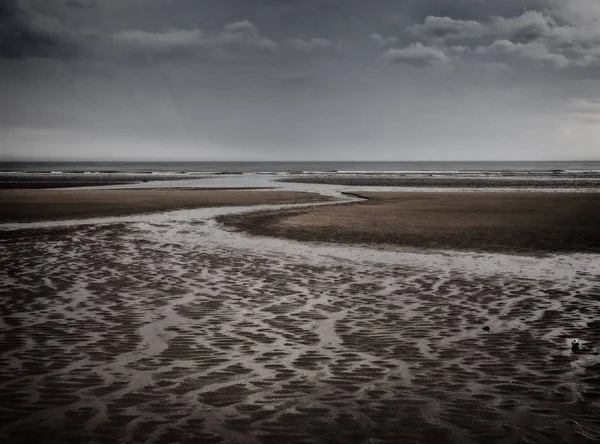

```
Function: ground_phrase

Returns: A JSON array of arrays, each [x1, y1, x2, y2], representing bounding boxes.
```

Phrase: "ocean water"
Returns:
[[1, 160, 600, 176]]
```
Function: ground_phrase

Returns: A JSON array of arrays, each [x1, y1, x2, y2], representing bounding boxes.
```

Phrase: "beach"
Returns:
[[0, 172, 197, 189], [4, 0, 600, 435], [220, 191, 600, 254], [1, 179, 599, 443], [0, 189, 330, 223]]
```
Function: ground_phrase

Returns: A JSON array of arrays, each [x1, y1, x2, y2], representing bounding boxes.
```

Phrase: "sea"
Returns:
[[1, 160, 600, 177]]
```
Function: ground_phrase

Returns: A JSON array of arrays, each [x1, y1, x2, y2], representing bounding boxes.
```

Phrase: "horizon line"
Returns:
[[1, 159, 600, 163]]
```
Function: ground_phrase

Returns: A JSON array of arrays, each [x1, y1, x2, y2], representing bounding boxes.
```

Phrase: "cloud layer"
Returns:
[[383, 43, 449, 67], [1, 0, 599, 160], [4, 0, 600, 70], [401, 4, 600, 69]]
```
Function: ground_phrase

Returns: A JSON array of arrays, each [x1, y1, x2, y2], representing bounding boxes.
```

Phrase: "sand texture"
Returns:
[[0, 189, 330, 222], [0, 203, 599, 443], [220, 192, 600, 254]]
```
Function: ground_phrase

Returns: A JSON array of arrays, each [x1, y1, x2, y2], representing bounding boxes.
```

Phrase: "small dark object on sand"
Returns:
[[571, 339, 580, 351], [483, 326, 490, 332]]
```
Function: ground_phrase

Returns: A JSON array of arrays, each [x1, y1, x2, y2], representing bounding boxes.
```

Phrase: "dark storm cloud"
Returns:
[[3, 0, 599, 69], [1, 0, 599, 160], [0, 0, 82, 59]]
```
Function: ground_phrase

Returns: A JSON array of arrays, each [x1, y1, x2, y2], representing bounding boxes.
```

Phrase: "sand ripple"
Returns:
[[1, 219, 599, 443]]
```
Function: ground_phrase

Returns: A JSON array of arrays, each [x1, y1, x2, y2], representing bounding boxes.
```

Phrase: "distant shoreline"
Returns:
[[2, 160, 600, 177], [0, 173, 199, 189], [276, 175, 600, 190]]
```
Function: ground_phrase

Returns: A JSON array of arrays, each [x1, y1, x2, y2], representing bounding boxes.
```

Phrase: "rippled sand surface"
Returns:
[[1, 208, 599, 443]]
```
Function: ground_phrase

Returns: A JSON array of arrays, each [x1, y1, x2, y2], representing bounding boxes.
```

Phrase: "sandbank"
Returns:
[[219, 191, 600, 253], [0, 189, 331, 223]]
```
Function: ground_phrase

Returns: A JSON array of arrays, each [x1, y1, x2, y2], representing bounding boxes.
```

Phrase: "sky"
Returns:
[[1, 0, 599, 161]]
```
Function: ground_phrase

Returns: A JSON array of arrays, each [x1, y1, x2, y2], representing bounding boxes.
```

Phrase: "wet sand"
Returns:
[[0, 189, 331, 223], [1, 192, 599, 443], [220, 192, 600, 254]]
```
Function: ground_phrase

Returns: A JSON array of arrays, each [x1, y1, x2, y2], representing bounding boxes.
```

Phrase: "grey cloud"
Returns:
[[110, 20, 277, 60], [2, 0, 600, 161], [370, 33, 397, 46], [1, 2, 279, 62], [408, 0, 546, 22], [490, 11, 555, 43], [65, 0, 95, 8], [111, 28, 204, 59], [476, 40, 569, 69], [412, 10, 556, 44], [572, 48, 600, 68], [287, 37, 333, 51], [106, 21, 348, 64], [223, 20, 256, 35], [407, 5, 600, 70], [218, 20, 277, 52], [410, 16, 484, 41], [551, 0, 600, 26], [0, 1, 82, 59], [383, 43, 449, 67]]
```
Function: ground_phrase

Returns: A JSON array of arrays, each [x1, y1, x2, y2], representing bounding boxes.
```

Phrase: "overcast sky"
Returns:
[[1, 0, 599, 161]]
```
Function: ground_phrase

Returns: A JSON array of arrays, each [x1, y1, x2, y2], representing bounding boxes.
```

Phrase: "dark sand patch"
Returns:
[[219, 192, 600, 253], [0, 189, 332, 222]]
